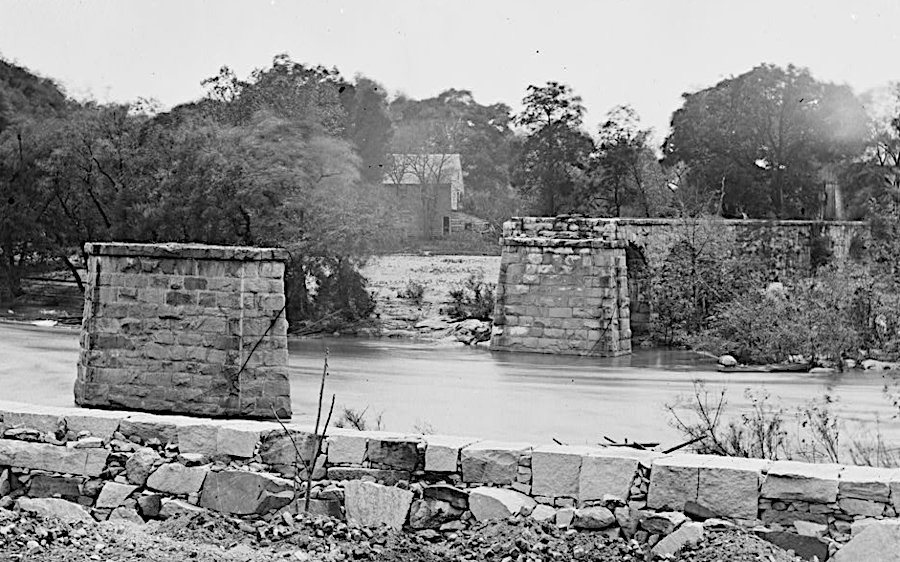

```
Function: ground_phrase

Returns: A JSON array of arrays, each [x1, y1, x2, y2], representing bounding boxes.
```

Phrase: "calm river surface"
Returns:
[[3, 322, 899, 449]]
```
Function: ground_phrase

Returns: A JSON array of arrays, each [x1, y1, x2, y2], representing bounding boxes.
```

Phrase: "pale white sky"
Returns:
[[2, 0, 898, 143]]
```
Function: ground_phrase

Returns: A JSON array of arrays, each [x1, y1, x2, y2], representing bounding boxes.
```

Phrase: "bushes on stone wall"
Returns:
[[694, 267, 900, 366], [649, 217, 762, 345]]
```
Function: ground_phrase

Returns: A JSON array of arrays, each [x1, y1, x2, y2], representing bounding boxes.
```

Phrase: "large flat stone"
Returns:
[[325, 431, 368, 465], [216, 421, 277, 458], [652, 522, 704, 558], [697, 456, 769, 519], [28, 475, 83, 500], [461, 441, 532, 485], [177, 423, 218, 456], [17, 497, 93, 523], [761, 461, 842, 504], [119, 414, 179, 445], [0, 402, 64, 433], [199, 470, 294, 515], [0, 439, 108, 477], [147, 463, 209, 495], [96, 482, 139, 509], [468, 486, 536, 522], [647, 455, 707, 510], [63, 410, 125, 441], [259, 429, 317, 467], [343, 480, 413, 530], [758, 530, 829, 560], [839, 497, 886, 517], [579, 450, 651, 504], [531, 445, 597, 498], [365, 437, 420, 471], [839, 465, 894, 503], [832, 520, 900, 562], [423, 435, 479, 472]]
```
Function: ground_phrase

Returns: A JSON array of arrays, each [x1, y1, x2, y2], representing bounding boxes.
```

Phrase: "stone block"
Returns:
[[259, 429, 317, 467], [365, 437, 420, 470], [199, 470, 294, 515], [96, 482, 139, 509], [839, 497, 885, 517], [758, 530, 830, 562], [16, 497, 93, 524], [832, 520, 900, 562], [468, 486, 536, 522], [216, 421, 277, 458], [697, 456, 769, 520], [651, 522, 704, 558], [840, 465, 894, 503], [118, 415, 179, 445], [0, 439, 108, 477], [647, 455, 707, 511], [579, 449, 655, 504], [147, 463, 209, 495], [422, 435, 479, 473], [343, 480, 413, 530], [177, 423, 218, 456], [326, 431, 369, 465], [761, 461, 842, 504], [461, 440, 532, 485], [28, 475, 83, 500], [0, 401, 63, 434], [532, 445, 598, 498]]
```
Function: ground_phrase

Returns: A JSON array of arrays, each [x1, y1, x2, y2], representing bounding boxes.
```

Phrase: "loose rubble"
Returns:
[[0, 503, 806, 562]]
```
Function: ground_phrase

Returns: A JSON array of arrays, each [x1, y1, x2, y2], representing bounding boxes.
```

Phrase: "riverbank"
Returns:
[[357, 254, 500, 340]]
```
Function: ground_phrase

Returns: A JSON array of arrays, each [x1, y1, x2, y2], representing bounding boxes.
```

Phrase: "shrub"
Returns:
[[649, 217, 763, 345], [286, 256, 376, 334], [397, 279, 425, 305], [667, 382, 882, 465], [447, 274, 495, 320], [695, 266, 900, 365]]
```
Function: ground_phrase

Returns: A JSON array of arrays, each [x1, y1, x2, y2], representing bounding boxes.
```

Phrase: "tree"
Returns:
[[338, 77, 394, 184], [587, 105, 673, 217], [513, 82, 594, 215], [663, 64, 870, 219], [390, 89, 515, 223]]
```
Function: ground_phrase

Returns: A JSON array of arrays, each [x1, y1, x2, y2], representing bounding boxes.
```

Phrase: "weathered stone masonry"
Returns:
[[492, 217, 868, 349], [491, 218, 632, 356], [74, 242, 291, 419], [1, 400, 898, 559]]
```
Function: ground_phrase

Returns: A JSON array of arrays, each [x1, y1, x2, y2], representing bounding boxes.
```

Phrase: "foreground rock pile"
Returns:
[[0, 503, 807, 562]]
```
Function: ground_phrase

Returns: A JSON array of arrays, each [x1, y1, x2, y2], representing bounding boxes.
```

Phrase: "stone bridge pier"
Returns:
[[490, 217, 631, 356]]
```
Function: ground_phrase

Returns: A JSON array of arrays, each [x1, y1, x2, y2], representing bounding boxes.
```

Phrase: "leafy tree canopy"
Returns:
[[663, 64, 870, 219]]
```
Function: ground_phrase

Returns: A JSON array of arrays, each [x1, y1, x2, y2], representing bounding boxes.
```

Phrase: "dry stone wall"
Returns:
[[74, 242, 291, 419], [4, 401, 900, 559]]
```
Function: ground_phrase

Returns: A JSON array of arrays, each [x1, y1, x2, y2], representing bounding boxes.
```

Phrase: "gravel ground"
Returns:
[[1, 506, 804, 562]]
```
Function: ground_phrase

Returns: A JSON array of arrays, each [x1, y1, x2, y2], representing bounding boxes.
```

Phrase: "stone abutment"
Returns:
[[74, 242, 291, 419]]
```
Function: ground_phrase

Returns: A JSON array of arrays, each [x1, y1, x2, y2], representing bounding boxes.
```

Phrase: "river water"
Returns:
[[288, 337, 900, 451], [2, 323, 899, 452]]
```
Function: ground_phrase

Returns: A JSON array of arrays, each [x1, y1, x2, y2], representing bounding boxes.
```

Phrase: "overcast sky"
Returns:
[[2, 0, 898, 143]]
